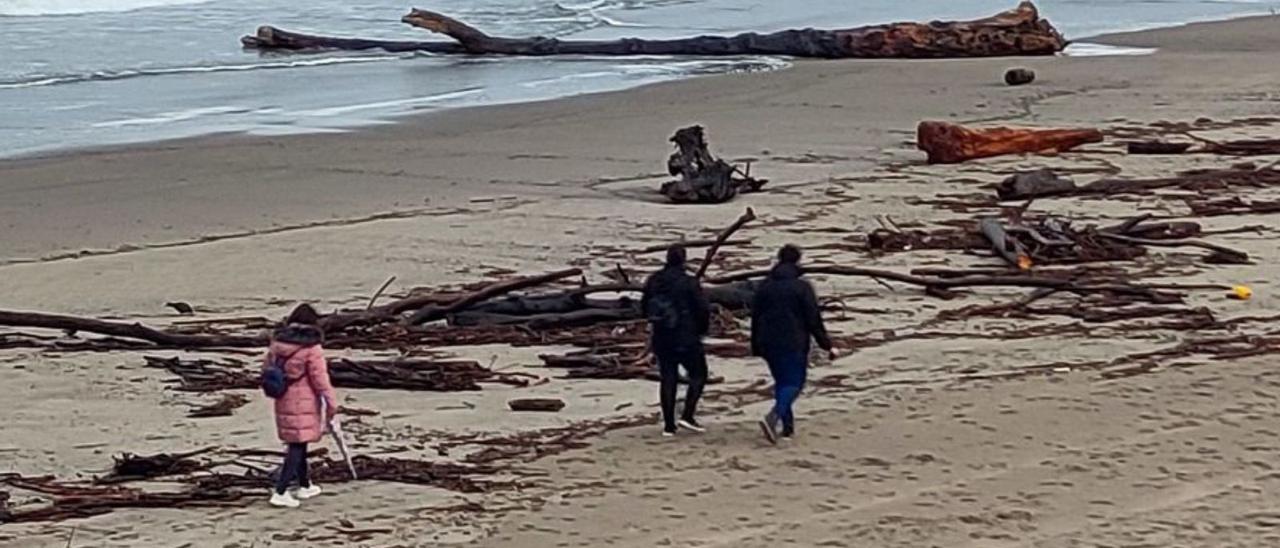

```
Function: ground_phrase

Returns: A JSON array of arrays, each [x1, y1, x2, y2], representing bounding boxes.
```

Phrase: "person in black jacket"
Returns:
[[641, 245, 711, 436], [751, 245, 836, 443]]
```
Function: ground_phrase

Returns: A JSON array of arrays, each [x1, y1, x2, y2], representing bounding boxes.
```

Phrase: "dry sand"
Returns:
[[2, 14, 1280, 548]]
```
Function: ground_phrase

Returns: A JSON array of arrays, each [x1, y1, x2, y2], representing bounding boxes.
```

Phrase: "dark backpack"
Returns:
[[646, 292, 682, 331], [261, 350, 301, 399]]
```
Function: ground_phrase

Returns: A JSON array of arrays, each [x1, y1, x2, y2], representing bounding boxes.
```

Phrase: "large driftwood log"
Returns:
[[318, 268, 582, 331], [0, 310, 266, 349], [246, 3, 1065, 59], [917, 121, 1104, 164]]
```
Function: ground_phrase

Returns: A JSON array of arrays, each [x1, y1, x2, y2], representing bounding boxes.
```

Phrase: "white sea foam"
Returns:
[[1062, 43, 1158, 57], [0, 0, 210, 16], [91, 105, 251, 128], [290, 87, 486, 117], [0, 55, 404, 90]]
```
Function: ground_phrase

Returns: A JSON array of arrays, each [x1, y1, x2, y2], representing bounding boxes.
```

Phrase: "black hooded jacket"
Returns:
[[750, 263, 832, 358], [640, 264, 710, 354]]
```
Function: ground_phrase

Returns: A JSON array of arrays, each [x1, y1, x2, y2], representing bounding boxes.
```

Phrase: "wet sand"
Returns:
[[2, 14, 1280, 548]]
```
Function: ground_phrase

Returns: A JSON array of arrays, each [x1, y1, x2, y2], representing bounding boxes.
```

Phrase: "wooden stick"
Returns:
[[696, 208, 757, 280], [365, 276, 397, 311]]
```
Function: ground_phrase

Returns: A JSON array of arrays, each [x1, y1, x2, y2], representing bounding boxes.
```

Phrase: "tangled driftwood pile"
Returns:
[[0, 449, 513, 524], [3, 105, 1277, 529], [661, 126, 766, 204]]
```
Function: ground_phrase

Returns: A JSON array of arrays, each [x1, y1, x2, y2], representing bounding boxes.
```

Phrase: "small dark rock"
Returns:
[[996, 169, 1076, 200], [1004, 68, 1036, 86]]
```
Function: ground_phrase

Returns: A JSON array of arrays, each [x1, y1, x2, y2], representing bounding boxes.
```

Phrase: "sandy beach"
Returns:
[[3, 13, 1280, 548]]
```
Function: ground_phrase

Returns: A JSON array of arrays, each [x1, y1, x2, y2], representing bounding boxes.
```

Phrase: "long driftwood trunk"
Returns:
[[245, 2, 1066, 59], [0, 310, 266, 349]]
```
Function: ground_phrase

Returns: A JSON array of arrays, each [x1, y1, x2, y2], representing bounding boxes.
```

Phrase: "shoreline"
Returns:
[[3, 14, 1278, 273], [1, 13, 1274, 165]]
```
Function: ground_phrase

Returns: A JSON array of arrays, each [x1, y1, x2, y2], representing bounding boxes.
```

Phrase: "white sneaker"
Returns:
[[677, 418, 706, 433], [269, 491, 300, 508], [292, 484, 322, 500]]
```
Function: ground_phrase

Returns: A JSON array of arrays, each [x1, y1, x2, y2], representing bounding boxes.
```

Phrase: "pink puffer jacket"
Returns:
[[264, 324, 337, 444]]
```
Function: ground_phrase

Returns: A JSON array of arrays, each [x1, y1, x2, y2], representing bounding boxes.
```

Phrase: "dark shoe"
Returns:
[[662, 426, 678, 438], [677, 418, 706, 433], [758, 416, 778, 445], [781, 426, 795, 441]]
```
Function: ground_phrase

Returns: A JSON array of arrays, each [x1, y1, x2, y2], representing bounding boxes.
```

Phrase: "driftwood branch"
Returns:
[[246, 3, 1065, 59], [696, 208, 757, 279], [1095, 232, 1249, 264]]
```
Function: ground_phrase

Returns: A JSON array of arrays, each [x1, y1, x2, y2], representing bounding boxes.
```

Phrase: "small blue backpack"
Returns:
[[261, 350, 301, 399]]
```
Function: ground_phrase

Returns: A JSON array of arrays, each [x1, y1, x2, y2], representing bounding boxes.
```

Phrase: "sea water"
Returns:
[[1, 0, 1276, 158]]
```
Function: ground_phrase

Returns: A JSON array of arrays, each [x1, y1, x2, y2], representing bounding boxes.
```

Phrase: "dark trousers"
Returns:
[[765, 351, 808, 433], [274, 442, 311, 495], [657, 347, 708, 430]]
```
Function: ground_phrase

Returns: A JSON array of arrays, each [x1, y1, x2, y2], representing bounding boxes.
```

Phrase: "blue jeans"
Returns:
[[765, 351, 807, 432]]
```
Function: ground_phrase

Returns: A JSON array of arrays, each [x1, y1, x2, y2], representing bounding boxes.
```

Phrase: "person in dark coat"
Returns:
[[751, 245, 836, 443], [641, 245, 711, 436]]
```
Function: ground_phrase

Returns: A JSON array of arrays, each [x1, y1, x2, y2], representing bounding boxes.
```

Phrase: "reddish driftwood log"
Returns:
[[917, 121, 1104, 164], [247, 3, 1065, 59]]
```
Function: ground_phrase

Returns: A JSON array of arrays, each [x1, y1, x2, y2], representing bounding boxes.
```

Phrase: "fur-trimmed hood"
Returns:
[[271, 323, 323, 347]]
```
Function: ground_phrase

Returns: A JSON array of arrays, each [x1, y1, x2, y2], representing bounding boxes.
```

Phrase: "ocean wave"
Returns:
[[0, 55, 407, 90], [1062, 43, 1158, 57], [0, 0, 210, 16], [91, 105, 255, 128], [289, 87, 485, 117]]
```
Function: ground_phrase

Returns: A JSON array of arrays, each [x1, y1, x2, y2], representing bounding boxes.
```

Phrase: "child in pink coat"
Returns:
[[265, 304, 337, 508]]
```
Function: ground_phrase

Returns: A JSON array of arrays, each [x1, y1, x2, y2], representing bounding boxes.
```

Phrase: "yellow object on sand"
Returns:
[[1017, 255, 1033, 271], [1232, 285, 1253, 300]]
